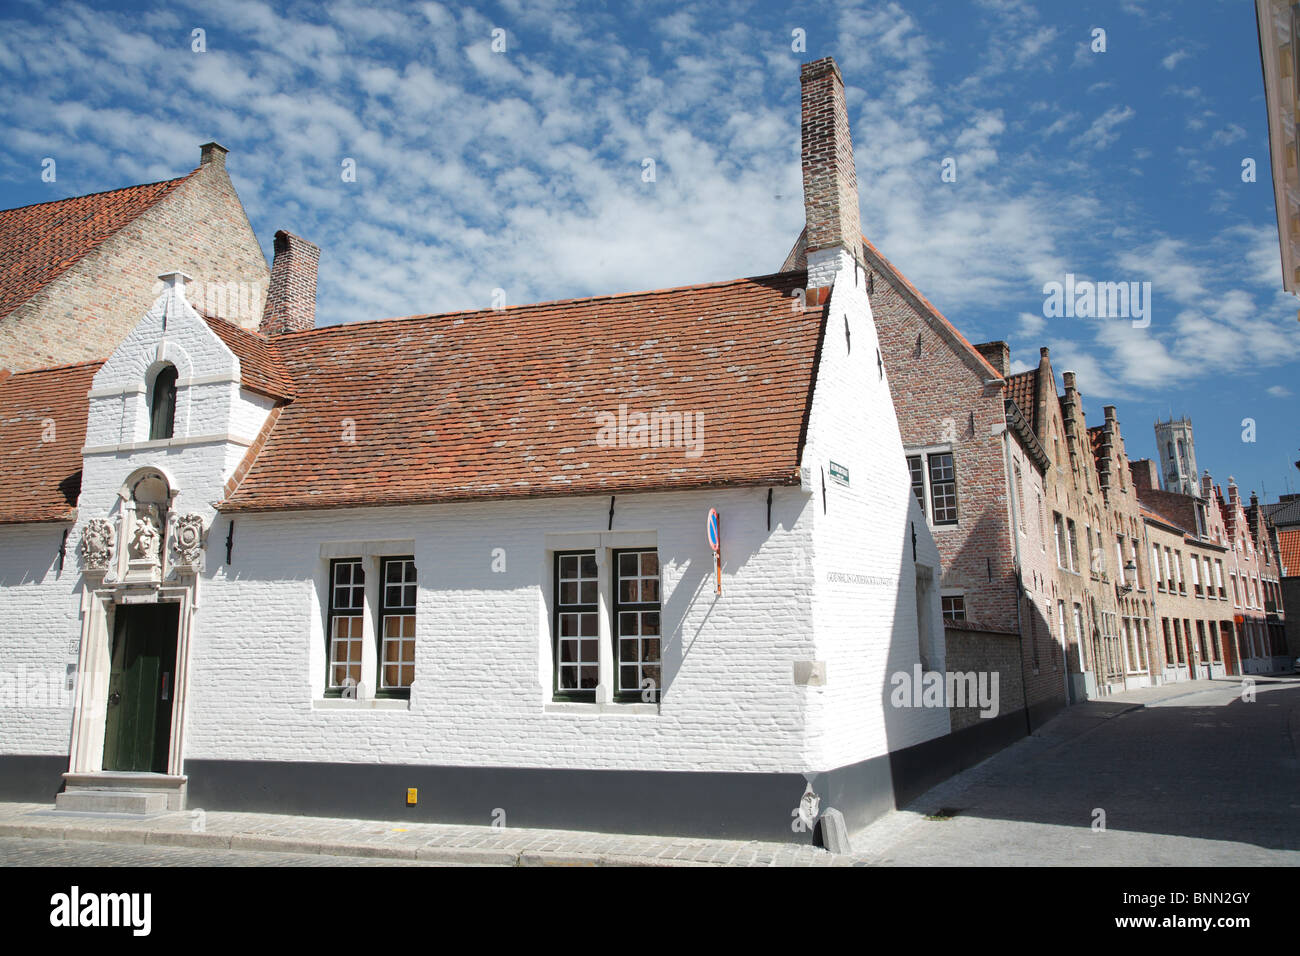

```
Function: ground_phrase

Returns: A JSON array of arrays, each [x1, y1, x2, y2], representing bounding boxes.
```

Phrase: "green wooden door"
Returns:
[[103, 603, 179, 773]]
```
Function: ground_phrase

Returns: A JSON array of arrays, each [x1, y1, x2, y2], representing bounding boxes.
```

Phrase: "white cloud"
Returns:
[[1162, 50, 1189, 70], [1210, 123, 1246, 147], [1070, 105, 1136, 151]]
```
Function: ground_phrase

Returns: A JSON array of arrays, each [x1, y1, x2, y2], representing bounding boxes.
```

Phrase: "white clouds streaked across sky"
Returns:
[[0, 0, 1296, 498]]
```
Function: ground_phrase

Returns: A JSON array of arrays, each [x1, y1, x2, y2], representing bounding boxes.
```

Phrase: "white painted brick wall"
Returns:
[[803, 262, 950, 770], [0, 524, 82, 753], [188, 488, 819, 772], [1, 275, 948, 783]]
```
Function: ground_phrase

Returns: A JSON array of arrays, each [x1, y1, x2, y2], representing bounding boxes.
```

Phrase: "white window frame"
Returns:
[[940, 589, 967, 623], [905, 444, 958, 527]]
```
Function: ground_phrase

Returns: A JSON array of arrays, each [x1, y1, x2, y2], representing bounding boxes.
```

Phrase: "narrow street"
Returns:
[[854, 677, 1300, 865]]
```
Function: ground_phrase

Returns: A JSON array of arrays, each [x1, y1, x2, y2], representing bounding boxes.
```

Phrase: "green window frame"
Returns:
[[378, 556, 416, 698], [326, 558, 365, 696], [553, 550, 600, 701], [613, 549, 661, 702]]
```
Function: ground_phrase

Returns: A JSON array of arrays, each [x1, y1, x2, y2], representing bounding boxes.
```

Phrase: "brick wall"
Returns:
[[943, 625, 1025, 731], [0, 152, 268, 372]]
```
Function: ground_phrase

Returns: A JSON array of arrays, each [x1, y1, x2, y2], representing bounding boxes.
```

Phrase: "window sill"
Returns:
[[544, 701, 659, 716], [312, 698, 410, 711]]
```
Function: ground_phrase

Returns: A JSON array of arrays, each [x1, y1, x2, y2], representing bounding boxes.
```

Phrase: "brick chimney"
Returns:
[[974, 341, 1010, 376], [800, 57, 862, 297], [200, 142, 228, 168], [1130, 458, 1158, 492], [259, 230, 319, 336]]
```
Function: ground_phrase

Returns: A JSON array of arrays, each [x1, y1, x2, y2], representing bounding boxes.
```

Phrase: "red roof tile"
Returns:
[[0, 176, 193, 321], [202, 314, 295, 400], [221, 272, 820, 513], [1005, 368, 1038, 432], [1278, 528, 1300, 576], [0, 360, 102, 523]]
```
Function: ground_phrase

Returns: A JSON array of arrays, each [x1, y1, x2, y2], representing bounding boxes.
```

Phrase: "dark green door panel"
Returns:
[[103, 603, 179, 773]]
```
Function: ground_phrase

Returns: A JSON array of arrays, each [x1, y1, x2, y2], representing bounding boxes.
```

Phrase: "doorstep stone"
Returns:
[[54, 790, 169, 814]]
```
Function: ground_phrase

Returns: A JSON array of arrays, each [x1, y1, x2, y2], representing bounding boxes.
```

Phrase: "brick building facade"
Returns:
[[0, 143, 268, 371], [1132, 462, 1289, 676]]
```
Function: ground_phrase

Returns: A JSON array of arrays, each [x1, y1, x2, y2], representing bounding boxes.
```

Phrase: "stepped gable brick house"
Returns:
[[0, 143, 268, 371], [1264, 493, 1300, 657], [1019, 357, 1114, 699], [1132, 462, 1289, 676], [0, 57, 997, 843], [1243, 489, 1289, 665], [1086, 406, 1158, 690]]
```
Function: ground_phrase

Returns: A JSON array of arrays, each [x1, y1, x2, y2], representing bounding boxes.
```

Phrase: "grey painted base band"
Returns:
[[0, 706, 1032, 843], [0, 754, 69, 803], [186, 709, 1032, 843]]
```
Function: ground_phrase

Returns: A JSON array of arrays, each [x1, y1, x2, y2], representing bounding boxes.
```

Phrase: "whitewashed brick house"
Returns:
[[0, 58, 961, 842]]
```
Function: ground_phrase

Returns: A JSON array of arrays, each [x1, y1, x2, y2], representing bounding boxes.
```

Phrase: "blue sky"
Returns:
[[1, 0, 1297, 502]]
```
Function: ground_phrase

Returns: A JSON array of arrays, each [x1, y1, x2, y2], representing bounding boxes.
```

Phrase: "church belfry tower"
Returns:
[[1154, 416, 1199, 497]]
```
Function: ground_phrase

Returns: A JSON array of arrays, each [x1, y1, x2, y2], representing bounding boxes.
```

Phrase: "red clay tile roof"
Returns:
[[0, 360, 102, 523], [1005, 368, 1038, 431], [0, 176, 193, 321], [221, 272, 819, 513], [202, 315, 295, 400], [1278, 528, 1300, 576]]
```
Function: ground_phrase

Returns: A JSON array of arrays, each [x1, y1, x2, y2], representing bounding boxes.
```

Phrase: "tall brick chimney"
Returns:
[[801, 57, 862, 296], [259, 230, 319, 336]]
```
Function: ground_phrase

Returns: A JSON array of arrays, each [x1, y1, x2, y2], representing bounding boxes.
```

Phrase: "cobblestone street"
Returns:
[[853, 677, 1300, 866]]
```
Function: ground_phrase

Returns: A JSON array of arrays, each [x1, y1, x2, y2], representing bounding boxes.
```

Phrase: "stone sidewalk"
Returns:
[[0, 801, 856, 867], [3, 675, 1283, 867]]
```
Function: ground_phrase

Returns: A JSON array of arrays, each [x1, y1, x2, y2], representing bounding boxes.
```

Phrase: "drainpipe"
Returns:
[[1230, 547, 1246, 674], [1139, 521, 1160, 684]]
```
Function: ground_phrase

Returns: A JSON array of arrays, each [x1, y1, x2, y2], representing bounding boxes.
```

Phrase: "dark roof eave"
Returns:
[[0, 508, 77, 526], [1004, 399, 1049, 472], [217, 473, 805, 516]]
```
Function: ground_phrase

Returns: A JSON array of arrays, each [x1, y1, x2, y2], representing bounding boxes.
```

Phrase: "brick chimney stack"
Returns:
[[800, 57, 862, 296], [1130, 458, 1159, 492], [974, 341, 1010, 376], [259, 230, 319, 336], [200, 142, 228, 168]]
